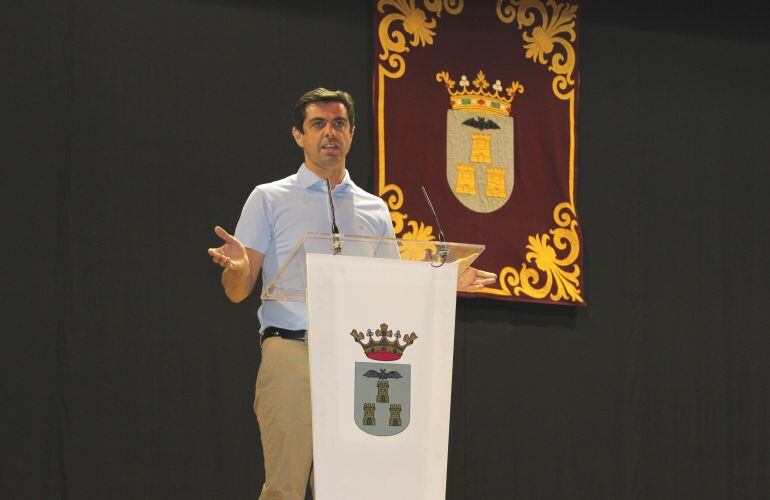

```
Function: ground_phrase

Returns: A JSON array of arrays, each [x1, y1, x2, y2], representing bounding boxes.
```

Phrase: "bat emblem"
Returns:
[[462, 116, 500, 130], [363, 369, 403, 380]]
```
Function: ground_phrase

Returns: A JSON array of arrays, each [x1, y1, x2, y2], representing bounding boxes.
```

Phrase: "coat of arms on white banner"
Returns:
[[351, 323, 417, 436], [354, 362, 411, 436]]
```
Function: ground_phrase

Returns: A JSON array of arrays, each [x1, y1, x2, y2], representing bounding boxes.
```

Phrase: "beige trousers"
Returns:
[[254, 337, 313, 500]]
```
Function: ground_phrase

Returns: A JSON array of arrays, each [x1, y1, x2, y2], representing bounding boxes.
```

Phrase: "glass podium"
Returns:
[[261, 232, 485, 301]]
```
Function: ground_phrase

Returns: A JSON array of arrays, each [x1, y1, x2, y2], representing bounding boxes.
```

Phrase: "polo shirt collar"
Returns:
[[297, 163, 352, 191]]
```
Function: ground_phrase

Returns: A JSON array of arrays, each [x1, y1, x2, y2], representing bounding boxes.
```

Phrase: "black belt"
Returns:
[[262, 326, 307, 341]]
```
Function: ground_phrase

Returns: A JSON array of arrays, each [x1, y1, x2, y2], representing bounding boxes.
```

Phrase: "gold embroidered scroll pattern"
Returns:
[[378, 0, 464, 78], [378, 180, 438, 263], [496, 0, 578, 100], [378, 1, 463, 251], [494, 202, 583, 302], [399, 220, 438, 261]]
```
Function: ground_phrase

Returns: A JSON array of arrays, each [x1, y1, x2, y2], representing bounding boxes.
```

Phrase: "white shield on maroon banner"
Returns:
[[446, 108, 514, 213]]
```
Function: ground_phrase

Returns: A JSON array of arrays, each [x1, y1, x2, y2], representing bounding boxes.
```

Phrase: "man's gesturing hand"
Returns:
[[454, 253, 497, 291], [457, 267, 498, 291], [208, 226, 249, 273]]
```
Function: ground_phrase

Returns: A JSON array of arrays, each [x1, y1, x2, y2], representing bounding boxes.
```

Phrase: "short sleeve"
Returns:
[[380, 200, 396, 239], [234, 187, 272, 254], [372, 198, 399, 259]]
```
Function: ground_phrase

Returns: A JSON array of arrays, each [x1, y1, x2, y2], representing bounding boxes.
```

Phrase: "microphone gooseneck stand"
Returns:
[[326, 178, 342, 255], [421, 186, 448, 267]]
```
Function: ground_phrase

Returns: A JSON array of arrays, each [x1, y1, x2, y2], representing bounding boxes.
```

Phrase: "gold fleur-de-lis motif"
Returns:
[[399, 220, 438, 261], [377, 1, 463, 240], [497, 202, 583, 302], [497, 0, 578, 100], [472, 71, 490, 91], [378, 0, 464, 78]]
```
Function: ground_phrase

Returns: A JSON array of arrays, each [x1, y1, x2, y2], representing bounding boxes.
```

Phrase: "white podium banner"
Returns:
[[306, 253, 458, 500]]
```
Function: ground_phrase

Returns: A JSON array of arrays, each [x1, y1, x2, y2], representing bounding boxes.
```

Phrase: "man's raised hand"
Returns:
[[208, 226, 249, 272]]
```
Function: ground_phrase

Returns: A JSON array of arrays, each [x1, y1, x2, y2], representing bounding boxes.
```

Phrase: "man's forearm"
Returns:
[[221, 267, 255, 303]]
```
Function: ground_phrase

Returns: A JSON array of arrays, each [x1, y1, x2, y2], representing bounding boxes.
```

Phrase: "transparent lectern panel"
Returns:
[[261, 232, 484, 302]]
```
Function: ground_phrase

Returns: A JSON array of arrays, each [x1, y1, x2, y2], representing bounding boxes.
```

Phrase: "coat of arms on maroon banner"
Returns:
[[373, 0, 585, 305]]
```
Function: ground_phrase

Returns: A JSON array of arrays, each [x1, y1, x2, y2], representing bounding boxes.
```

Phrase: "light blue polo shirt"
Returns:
[[234, 163, 395, 332]]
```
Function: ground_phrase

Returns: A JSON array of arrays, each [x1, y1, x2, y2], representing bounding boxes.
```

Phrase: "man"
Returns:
[[208, 88, 495, 499]]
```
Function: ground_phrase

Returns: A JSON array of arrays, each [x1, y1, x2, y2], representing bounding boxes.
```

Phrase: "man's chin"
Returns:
[[310, 158, 344, 171], [319, 152, 345, 165]]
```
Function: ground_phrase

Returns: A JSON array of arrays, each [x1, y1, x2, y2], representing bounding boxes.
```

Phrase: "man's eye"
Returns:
[[312, 122, 325, 129], [334, 121, 346, 128]]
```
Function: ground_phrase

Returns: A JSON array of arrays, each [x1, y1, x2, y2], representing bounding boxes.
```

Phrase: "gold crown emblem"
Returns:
[[351, 323, 417, 361], [436, 70, 524, 116]]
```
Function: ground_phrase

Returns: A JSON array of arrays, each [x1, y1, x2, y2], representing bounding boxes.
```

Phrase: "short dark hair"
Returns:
[[292, 88, 356, 132]]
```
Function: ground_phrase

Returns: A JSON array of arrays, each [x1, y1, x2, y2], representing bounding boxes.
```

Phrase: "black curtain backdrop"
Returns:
[[2, 1, 769, 499]]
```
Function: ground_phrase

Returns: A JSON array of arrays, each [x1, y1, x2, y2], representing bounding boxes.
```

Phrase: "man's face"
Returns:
[[292, 101, 355, 172]]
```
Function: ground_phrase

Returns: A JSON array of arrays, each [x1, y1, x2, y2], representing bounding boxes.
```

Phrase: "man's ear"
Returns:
[[349, 126, 355, 140], [291, 127, 304, 148]]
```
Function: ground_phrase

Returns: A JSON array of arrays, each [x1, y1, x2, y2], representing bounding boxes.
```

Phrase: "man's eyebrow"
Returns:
[[308, 116, 348, 123]]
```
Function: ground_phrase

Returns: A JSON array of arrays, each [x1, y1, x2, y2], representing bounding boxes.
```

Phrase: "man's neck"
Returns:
[[305, 162, 345, 189]]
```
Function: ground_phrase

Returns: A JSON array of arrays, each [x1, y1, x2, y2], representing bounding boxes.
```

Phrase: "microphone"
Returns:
[[326, 179, 342, 255], [420, 186, 448, 265]]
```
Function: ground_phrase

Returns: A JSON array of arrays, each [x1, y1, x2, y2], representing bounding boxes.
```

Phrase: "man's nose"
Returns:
[[323, 123, 336, 136]]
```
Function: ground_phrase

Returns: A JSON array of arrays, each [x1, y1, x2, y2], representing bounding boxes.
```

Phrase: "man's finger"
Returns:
[[474, 268, 497, 279], [208, 247, 228, 262], [214, 225, 234, 243], [209, 248, 229, 268]]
